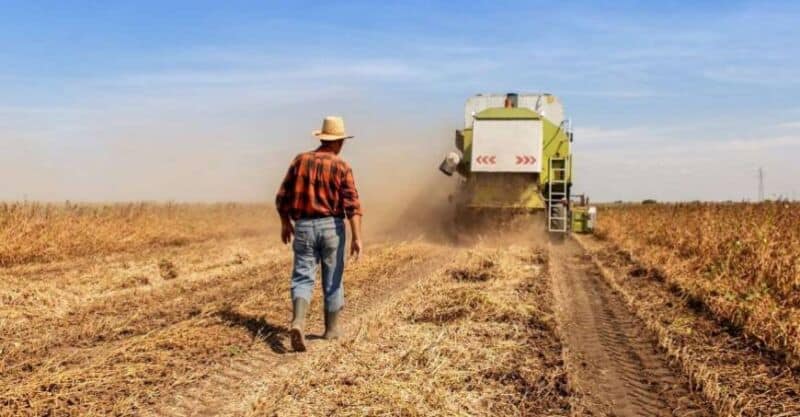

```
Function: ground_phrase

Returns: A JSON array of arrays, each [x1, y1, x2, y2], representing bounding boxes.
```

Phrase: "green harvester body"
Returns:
[[439, 93, 593, 234]]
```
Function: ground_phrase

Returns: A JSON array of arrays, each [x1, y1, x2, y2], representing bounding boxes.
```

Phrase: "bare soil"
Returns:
[[549, 239, 711, 416], [577, 234, 800, 416]]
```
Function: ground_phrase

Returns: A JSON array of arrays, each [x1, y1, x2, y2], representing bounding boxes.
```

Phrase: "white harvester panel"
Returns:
[[471, 119, 542, 172]]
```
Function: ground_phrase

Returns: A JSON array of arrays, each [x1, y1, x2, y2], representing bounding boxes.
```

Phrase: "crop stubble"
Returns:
[[8, 202, 795, 416], [1, 202, 574, 416]]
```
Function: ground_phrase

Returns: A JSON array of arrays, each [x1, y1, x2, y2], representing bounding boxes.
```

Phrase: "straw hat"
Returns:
[[313, 116, 353, 141]]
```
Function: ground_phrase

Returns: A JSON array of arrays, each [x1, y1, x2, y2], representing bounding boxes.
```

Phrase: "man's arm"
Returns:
[[276, 159, 297, 244], [280, 213, 294, 245], [341, 166, 363, 259], [348, 214, 362, 260]]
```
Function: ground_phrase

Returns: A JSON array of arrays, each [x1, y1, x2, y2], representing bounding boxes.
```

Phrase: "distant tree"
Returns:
[[642, 199, 658, 205]]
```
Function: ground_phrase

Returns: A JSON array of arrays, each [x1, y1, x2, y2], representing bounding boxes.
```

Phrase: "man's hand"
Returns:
[[350, 238, 362, 261], [281, 219, 294, 244], [348, 214, 363, 261]]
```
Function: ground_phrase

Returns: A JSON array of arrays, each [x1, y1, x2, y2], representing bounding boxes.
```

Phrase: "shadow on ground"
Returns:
[[216, 309, 289, 354]]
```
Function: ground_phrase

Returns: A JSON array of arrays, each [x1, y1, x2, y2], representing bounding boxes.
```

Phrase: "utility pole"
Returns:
[[758, 167, 765, 202]]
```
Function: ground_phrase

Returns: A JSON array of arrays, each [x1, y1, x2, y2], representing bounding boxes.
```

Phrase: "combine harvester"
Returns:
[[439, 92, 595, 235]]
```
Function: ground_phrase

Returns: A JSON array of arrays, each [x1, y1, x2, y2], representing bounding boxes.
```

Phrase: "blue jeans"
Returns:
[[290, 217, 346, 312]]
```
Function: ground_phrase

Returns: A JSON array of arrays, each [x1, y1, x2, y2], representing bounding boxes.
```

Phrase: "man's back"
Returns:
[[276, 150, 362, 221]]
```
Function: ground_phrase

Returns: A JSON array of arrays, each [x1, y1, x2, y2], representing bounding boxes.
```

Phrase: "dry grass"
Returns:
[[246, 246, 569, 417], [596, 202, 800, 362], [0, 238, 442, 416], [0, 202, 274, 267], [1, 201, 571, 416]]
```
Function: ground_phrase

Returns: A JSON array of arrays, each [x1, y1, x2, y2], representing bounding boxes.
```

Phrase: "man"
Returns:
[[275, 115, 363, 352]]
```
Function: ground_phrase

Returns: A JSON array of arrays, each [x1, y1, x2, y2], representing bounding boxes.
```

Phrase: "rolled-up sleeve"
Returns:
[[341, 166, 362, 218]]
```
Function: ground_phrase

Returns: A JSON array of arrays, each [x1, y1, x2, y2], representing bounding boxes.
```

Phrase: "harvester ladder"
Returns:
[[547, 158, 569, 233]]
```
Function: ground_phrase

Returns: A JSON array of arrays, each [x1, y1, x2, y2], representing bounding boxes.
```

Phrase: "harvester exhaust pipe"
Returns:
[[504, 92, 518, 108]]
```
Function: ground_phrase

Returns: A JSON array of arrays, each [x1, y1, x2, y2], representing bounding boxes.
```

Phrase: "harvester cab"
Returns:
[[439, 92, 592, 234]]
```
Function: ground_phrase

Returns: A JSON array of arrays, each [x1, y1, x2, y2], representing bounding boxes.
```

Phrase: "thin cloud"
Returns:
[[564, 90, 663, 99], [574, 127, 647, 142], [108, 60, 426, 87], [0, 106, 96, 116], [703, 66, 800, 85], [725, 135, 800, 151]]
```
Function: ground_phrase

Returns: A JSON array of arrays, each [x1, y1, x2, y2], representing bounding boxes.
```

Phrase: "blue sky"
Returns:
[[2, 1, 799, 202]]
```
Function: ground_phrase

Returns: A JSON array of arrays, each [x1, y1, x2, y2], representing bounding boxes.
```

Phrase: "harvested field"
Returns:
[[0, 204, 573, 416], [243, 247, 570, 417], [2, 202, 799, 416]]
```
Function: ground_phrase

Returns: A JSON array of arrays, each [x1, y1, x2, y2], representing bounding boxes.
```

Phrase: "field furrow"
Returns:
[[577, 235, 800, 416], [0, 240, 439, 417]]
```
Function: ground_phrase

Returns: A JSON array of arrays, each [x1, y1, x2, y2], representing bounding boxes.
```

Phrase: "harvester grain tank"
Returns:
[[439, 93, 593, 233]]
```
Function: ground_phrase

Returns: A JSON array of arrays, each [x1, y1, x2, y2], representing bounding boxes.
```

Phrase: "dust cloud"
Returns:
[[345, 135, 460, 243], [349, 140, 550, 247]]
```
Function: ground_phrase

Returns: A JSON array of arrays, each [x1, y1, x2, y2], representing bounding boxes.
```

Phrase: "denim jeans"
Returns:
[[290, 217, 346, 312]]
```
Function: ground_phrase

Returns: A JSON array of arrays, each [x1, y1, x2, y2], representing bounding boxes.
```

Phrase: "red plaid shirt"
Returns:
[[276, 150, 363, 220]]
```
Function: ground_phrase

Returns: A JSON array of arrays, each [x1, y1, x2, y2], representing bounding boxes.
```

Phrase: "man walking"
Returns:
[[275, 116, 363, 352]]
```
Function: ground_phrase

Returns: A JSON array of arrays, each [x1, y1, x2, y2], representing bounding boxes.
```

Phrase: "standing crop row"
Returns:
[[0, 202, 274, 267], [596, 202, 800, 362]]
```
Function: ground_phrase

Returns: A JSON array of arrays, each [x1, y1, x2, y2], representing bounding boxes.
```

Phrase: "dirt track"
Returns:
[[550, 240, 710, 416], [8, 228, 799, 416]]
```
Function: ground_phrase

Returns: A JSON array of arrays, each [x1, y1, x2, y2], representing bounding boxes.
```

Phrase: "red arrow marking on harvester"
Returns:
[[516, 155, 536, 165], [476, 155, 496, 165]]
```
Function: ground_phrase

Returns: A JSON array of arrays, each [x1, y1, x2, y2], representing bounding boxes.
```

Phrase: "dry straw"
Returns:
[[0, 202, 273, 267], [245, 246, 569, 417], [596, 202, 800, 363]]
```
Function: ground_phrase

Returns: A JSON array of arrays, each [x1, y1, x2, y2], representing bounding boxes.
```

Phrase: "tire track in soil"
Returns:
[[577, 235, 800, 416], [550, 239, 711, 417], [148, 245, 449, 417]]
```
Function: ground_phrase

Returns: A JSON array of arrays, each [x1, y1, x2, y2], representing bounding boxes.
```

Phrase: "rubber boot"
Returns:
[[289, 298, 309, 352], [323, 309, 342, 340]]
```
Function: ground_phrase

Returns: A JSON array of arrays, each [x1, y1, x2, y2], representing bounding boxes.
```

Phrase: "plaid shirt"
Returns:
[[276, 150, 363, 220]]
